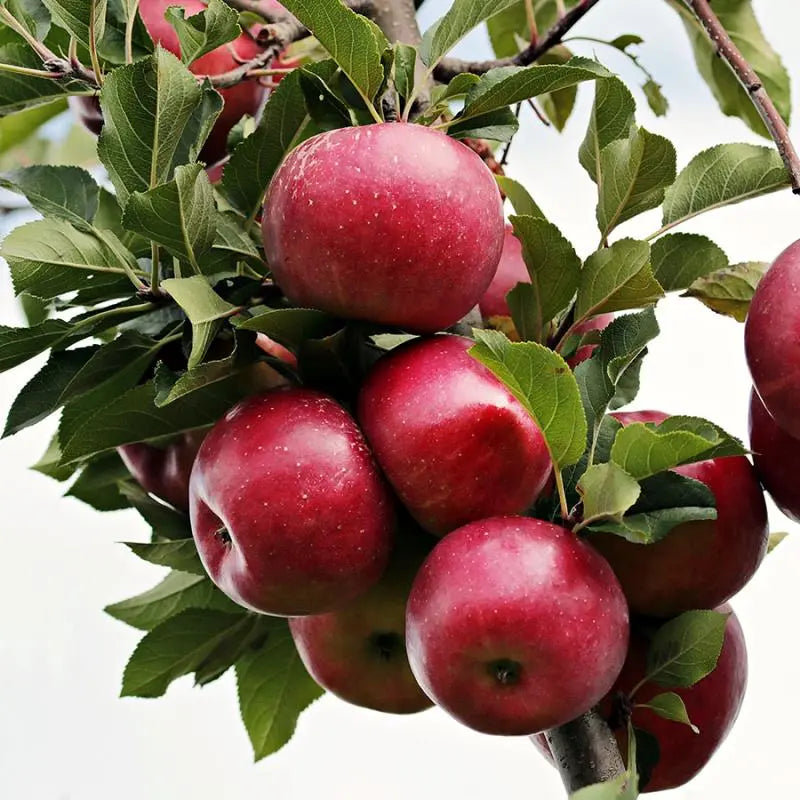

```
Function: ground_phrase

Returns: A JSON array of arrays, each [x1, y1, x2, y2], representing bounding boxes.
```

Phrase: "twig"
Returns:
[[433, 0, 603, 82], [681, 0, 800, 194], [125, 0, 141, 64], [223, 0, 290, 22]]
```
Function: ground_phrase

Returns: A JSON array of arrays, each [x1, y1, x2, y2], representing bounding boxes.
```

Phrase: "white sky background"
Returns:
[[1, 0, 799, 797]]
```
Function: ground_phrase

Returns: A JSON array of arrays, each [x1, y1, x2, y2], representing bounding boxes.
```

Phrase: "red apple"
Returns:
[[262, 122, 505, 333], [68, 95, 103, 136], [289, 525, 434, 714], [405, 516, 630, 735], [589, 411, 768, 617], [745, 238, 800, 438], [118, 429, 206, 510], [139, 0, 268, 167], [478, 224, 528, 320], [533, 606, 747, 792], [566, 313, 615, 368], [749, 388, 800, 522], [255, 332, 298, 369], [358, 335, 552, 537], [189, 388, 394, 616]]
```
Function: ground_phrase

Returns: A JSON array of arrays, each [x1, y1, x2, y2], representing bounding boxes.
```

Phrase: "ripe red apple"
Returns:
[[289, 525, 434, 714], [138, 0, 267, 166], [533, 606, 747, 792], [745, 238, 800, 438], [405, 516, 629, 735], [262, 122, 505, 333], [748, 389, 800, 522], [589, 411, 768, 617], [118, 429, 206, 510], [478, 224, 528, 320], [68, 95, 103, 136], [358, 334, 552, 537], [189, 388, 394, 616]]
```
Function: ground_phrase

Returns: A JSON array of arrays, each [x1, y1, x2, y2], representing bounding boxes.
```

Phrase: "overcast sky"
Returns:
[[2, 1, 800, 798]]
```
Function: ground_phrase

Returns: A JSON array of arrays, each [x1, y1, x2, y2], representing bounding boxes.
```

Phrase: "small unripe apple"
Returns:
[[118, 429, 206, 510], [478, 224, 528, 320], [406, 516, 629, 735], [745, 238, 800, 438], [590, 411, 768, 617], [262, 122, 505, 333], [748, 389, 800, 522], [189, 388, 394, 616], [138, 0, 268, 167], [289, 525, 434, 714], [358, 335, 552, 537], [533, 606, 747, 792]]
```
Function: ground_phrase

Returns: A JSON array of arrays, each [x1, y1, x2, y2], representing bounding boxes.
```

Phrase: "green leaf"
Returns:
[[0, 319, 73, 373], [570, 775, 628, 800], [661, 144, 789, 231], [768, 531, 789, 553], [639, 692, 699, 733], [164, 0, 239, 65], [236, 622, 324, 761], [577, 462, 641, 528], [123, 163, 216, 270], [393, 43, 416, 103], [579, 77, 636, 183], [495, 175, 545, 218], [459, 58, 612, 122], [98, 0, 153, 63], [0, 100, 66, 156], [683, 261, 768, 322], [107, 571, 239, 632], [508, 214, 580, 342], [537, 46, 579, 132], [573, 309, 659, 434], [448, 106, 519, 143], [421, 0, 518, 68], [126, 539, 206, 576], [642, 79, 668, 117], [610, 416, 747, 480], [31, 432, 78, 482], [645, 609, 729, 688], [3, 345, 97, 436], [60, 379, 243, 463], [5, 0, 51, 40], [588, 471, 716, 544], [470, 329, 587, 468], [42, 0, 106, 50], [0, 43, 69, 115], [597, 127, 676, 238], [121, 609, 246, 697], [651, 233, 728, 292], [0, 165, 99, 229], [234, 307, 338, 348], [279, 0, 387, 102], [98, 48, 219, 205], [93, 188, 151, 257], [213, 211, 261, 261], [66, 451, 132, 511], [670, 0, 790, 137], [1, 219, 142, 300], [486, 0, 527, 59], [575, 239, 663, 322], [120, 482, 193, 541], [221, 68, 310, 219], [162, 275, 237, 368]]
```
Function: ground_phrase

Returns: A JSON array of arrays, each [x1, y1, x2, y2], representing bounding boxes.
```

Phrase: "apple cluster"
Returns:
[[112, 119, 777, 793]]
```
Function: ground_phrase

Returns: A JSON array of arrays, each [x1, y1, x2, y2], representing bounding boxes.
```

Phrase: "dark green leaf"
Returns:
[[0, 319, 73, 373], [537, 46, 579, 131], [234, 307, 338, 348], [66, 451, 132, 511], [651, 233, 728, 292], [164, 0, 239, 65], [448, 106, 519, 142], [120, 482, 193, 540], [0, 43, 70, 115], [639, 692, 699, 733], [394, 43, 416, 103], [126, 539, 206, 576], [42, 0, 106, 50], [642, 79, 668, 117], [495, 175, 545, 218]]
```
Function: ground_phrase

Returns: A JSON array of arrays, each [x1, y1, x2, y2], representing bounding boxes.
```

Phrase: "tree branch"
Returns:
[[224, 0, 289, 22], [433, 0, 602, 82], [542, 709, 626, 794], [681, 0, 800, 194]]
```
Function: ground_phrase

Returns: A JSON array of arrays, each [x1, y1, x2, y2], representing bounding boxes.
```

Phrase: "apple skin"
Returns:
[[118, 430, 206, 511], [748, 388, 800, 522], [478, 224, 528, 319], [68, 96, 104, 136], [566, 313, 616, 369], [262, 122, 505, 333], [406, 516, 630, 735], [745, 238, 800, 438], [189, 388, 395, 616], [533, 606, 747, 792], [289, 526, 434, 714], [358, 335, 552, 537], [589, 411, 768, 617], [138, 0, 267, 167]]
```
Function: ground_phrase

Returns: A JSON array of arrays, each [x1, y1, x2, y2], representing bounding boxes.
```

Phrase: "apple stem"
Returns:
[[541, 709, 626, 794], [680, 0, 800, 194]]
